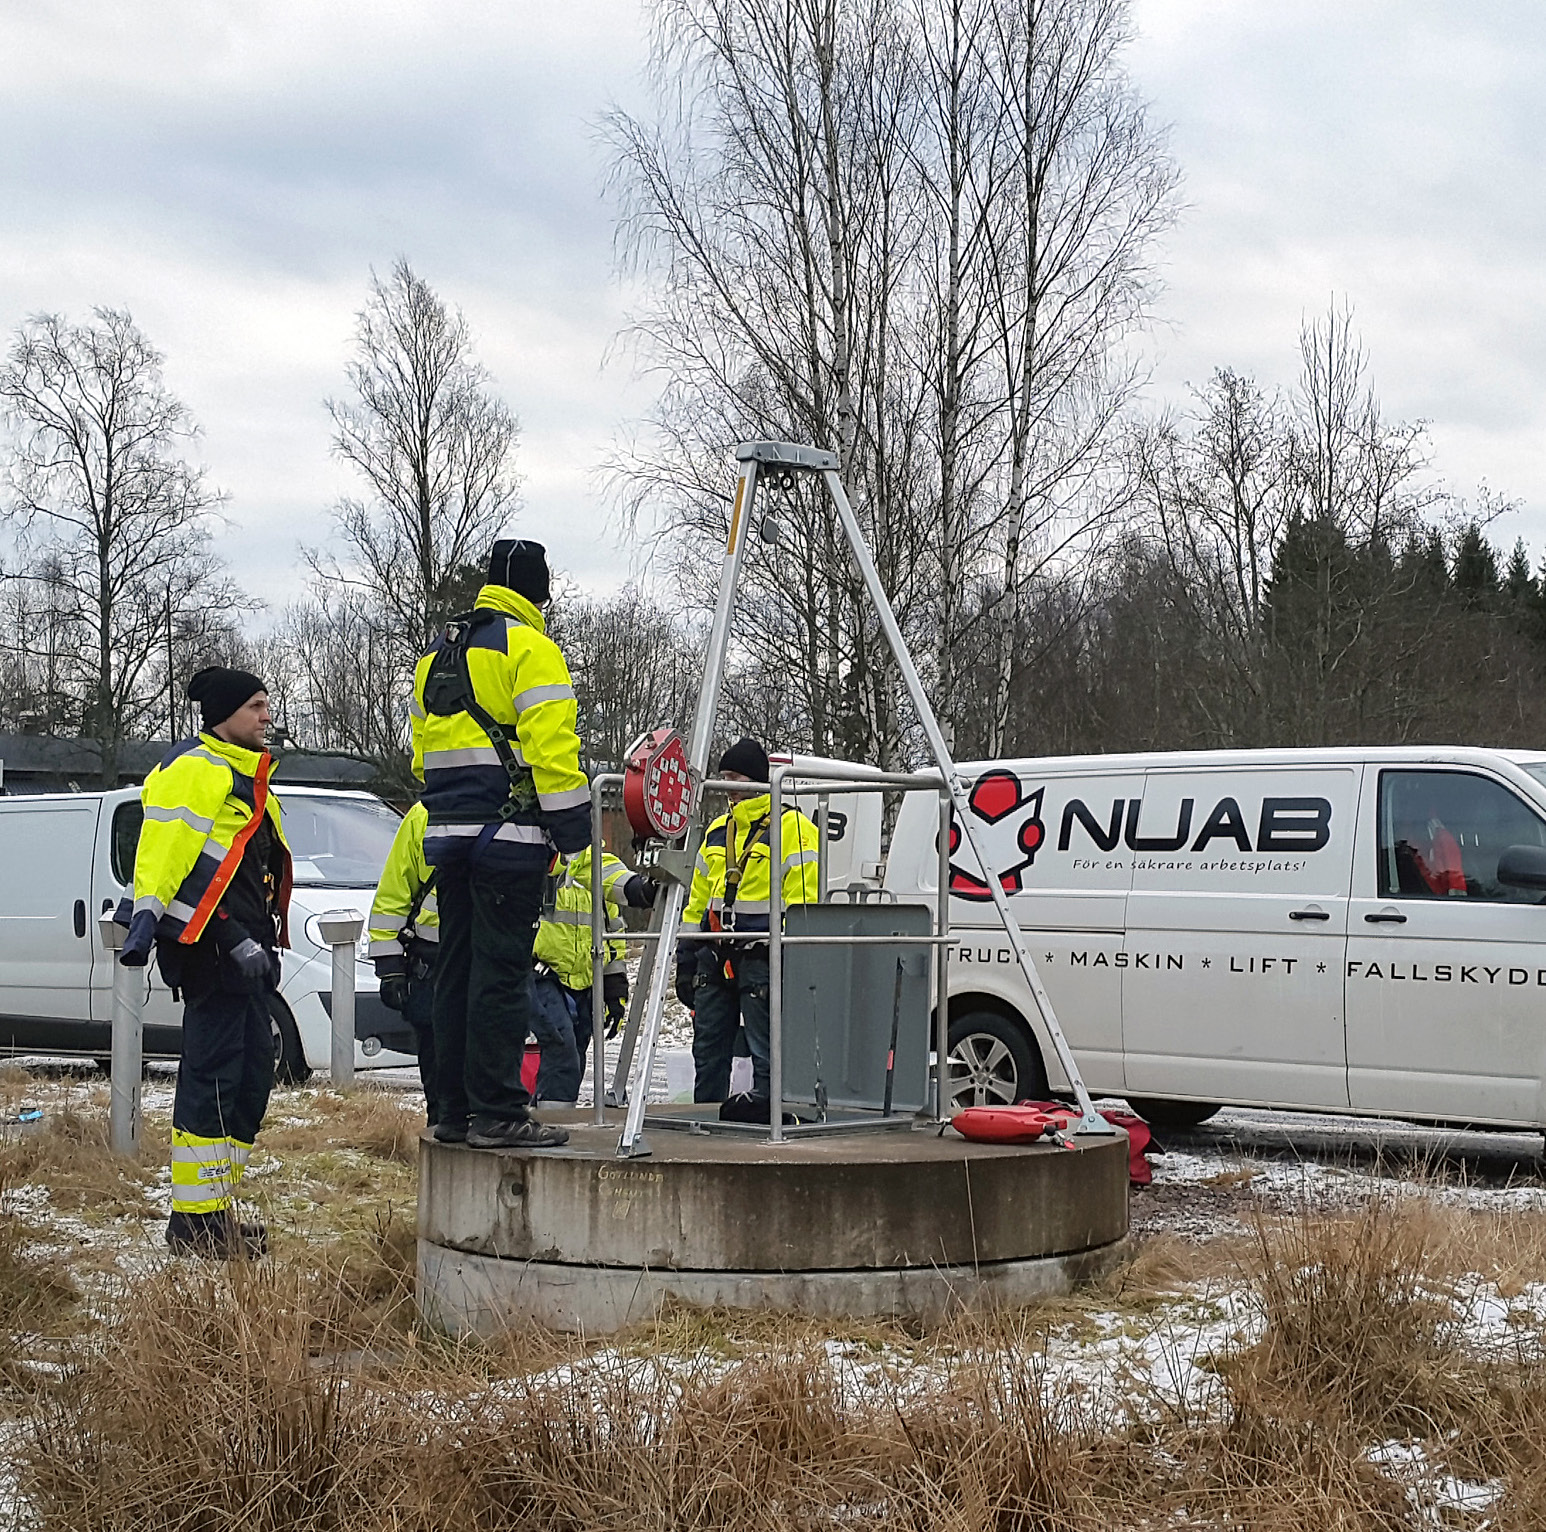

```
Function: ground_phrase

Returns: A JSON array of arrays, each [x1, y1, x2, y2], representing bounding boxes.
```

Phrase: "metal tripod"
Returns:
[[615, 441, 1110, 1157]]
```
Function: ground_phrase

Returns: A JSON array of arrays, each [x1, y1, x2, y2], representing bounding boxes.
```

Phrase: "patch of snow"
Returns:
[[1367, 1438, 1503, 1528]]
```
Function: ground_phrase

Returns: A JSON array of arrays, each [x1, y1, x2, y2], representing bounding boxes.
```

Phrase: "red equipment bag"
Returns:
[[951, 1101, 1157, 1185], [1098, 1109, 1155, 1186], [950, 1104, 1080, 1145]]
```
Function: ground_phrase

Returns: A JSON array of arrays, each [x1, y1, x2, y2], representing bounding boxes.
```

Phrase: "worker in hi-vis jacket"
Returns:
[[411, 539, 590, 1149], [676, 737, 820, 1108], [118, 667, 290, 1259], [367, 800, 442, 1126]]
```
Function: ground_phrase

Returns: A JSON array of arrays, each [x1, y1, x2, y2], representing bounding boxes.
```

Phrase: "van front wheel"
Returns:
[[268, 993, 310, 1086], [1126, 1097, 1220, 1131], [946, 1012, 1045, 1113]]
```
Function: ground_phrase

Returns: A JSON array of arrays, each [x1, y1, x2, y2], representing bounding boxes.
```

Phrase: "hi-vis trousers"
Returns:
[[170, 987, 275, 1215]]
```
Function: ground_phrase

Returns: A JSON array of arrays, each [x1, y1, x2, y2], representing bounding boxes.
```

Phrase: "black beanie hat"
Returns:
[[487, 539, 551, 605], [187, 666, 267, 731], [718, 737, 770, 783]]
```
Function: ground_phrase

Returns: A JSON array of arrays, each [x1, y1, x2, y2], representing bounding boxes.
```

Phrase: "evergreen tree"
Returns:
[[1398, 529, 1451, 596], [1505, 538, 1535, 603], [1452, 523, 1499, 604]]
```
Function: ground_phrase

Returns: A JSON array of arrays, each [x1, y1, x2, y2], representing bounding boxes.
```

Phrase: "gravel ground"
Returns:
[[1124, 1103, 1546, 1240]]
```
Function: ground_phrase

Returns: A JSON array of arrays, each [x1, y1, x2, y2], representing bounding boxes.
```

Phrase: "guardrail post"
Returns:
[[98, 913, 143, 1157], [318, 909, 365, 1088]]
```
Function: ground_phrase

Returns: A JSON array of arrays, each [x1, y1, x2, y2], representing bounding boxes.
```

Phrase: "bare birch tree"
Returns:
[[0, 309, 243, 782], [321, 259, 521, 653], [550, 587, 704, 772], [605, 0, 1175, 764], [284, 261, 521, 774]]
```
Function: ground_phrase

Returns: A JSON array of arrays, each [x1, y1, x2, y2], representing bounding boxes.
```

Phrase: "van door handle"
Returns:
[[73, 899, 86, 938], [1364, 910, 1407, 924], [1289, 908, 1330, 921]]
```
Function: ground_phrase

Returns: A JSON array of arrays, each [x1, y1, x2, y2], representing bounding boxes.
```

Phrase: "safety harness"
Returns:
[[422, 612, 539, 854], [708, 812, 770, 977], [179, 753, 276, 945]]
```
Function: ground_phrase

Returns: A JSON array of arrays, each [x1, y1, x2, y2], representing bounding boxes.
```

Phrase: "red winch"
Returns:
[[622, 727, 696, 842]]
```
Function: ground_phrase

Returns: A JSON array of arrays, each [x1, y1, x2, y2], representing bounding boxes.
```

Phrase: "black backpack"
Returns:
[[422, 613, 538, 819]]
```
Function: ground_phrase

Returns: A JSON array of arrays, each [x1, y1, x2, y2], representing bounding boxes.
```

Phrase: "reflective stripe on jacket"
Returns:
[[410, 582, 589, 865], [534, 846, 633, 990], [682, 795, 820, 935], [368, 801, 440, 967], [133, 735, 291, 947]]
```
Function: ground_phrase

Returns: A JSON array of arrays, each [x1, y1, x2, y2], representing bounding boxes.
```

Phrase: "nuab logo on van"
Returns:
[[948, 771, 1333, 901], [947, 771, 1046, 898]]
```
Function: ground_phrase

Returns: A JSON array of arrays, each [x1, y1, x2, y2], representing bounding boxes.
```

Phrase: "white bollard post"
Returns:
[[318, 910, 365, 1089], [97, 912, 143, 1157]]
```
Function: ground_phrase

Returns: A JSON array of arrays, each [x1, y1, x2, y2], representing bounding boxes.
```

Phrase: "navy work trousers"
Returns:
[[403, 970, 442, 1126], [691, 949, 770, 1101], [431, 860, 544, 1126], [172, 985, 275, 1147]]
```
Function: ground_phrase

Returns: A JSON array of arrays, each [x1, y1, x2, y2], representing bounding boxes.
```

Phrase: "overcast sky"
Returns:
[[0, 0, 1543, 617]]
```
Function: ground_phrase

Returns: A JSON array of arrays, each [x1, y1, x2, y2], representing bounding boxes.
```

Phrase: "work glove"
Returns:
[[622, 873, 659, 908], [118, 908, 158, 969], [605, 995, 627, 1038], [602, 971, 628, 1006], [228, 938, 273, 981], [379, 972, 409, 1013]]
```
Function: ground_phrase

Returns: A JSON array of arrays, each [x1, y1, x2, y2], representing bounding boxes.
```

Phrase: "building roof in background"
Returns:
[[0, 734, 383, 792]]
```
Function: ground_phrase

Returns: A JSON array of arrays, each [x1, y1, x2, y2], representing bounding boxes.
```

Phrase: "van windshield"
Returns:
[[1523, 764, 1546, 796], [111, 793, 401, 889], [281, 796, 402, 887]]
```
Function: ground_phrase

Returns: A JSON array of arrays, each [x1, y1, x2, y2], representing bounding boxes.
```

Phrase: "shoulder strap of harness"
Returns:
[[403, 866, 438, 943], [423, 612, 537, 822], [723, 814, 770, 911]]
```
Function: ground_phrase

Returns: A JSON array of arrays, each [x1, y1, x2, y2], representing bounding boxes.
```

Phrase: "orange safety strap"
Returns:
[[179, 753, 273, 945]]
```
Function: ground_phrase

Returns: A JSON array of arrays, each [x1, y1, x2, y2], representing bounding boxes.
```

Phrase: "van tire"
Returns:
[[946, 1011, 1046, 1112], [1126, 1097, 1220, 1131], [269, 993, 310, 1086]]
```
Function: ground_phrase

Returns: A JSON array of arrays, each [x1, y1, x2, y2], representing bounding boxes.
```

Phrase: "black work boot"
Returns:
[[166, 1210, 224, 1256], [166, 1211, 266, 1260], [466, 1116, 570, 1149], [432, 1119, 469, 1144]]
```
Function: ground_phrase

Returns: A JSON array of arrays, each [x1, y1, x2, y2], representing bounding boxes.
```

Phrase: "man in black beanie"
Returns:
[[410, 538, 590, 1149], [118, 666, 292, 1257], [676, 737, 821, 1105]]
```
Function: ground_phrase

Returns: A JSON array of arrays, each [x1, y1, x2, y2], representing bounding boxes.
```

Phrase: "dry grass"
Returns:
[[261, 1087, 424, 1165], [15, 1121, 1546, 1528], [21, 1187, 1546, 1531], [0, 1106, 167, 1217], [0, 1164, 79, 1396]]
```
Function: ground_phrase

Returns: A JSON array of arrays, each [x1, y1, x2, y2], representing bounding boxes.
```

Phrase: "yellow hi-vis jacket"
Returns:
[[136, 735, 291, 1222], [367, 802, 440, 976], [133, 734, 291, 947], [683, 794, 820, 936], [534, 847, 632, 990], [411, 583, 590, 867]]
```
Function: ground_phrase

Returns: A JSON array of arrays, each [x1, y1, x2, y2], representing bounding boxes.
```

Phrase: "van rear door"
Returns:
[[0, 797, 103, 1045], [1346, 764, 1546, 1125], [1121, 764, 1357, 1108]]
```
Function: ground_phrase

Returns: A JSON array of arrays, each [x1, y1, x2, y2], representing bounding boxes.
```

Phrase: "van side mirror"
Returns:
[[1497, 844, 1546, 890]]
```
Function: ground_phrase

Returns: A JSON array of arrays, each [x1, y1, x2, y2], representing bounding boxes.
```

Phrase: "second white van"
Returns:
[[0, 784, 416, 1079]]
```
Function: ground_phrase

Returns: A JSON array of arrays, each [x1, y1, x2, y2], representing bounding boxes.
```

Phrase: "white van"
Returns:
[[0, 783, 416, 1080], [884, 747, 1546, 1130]]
